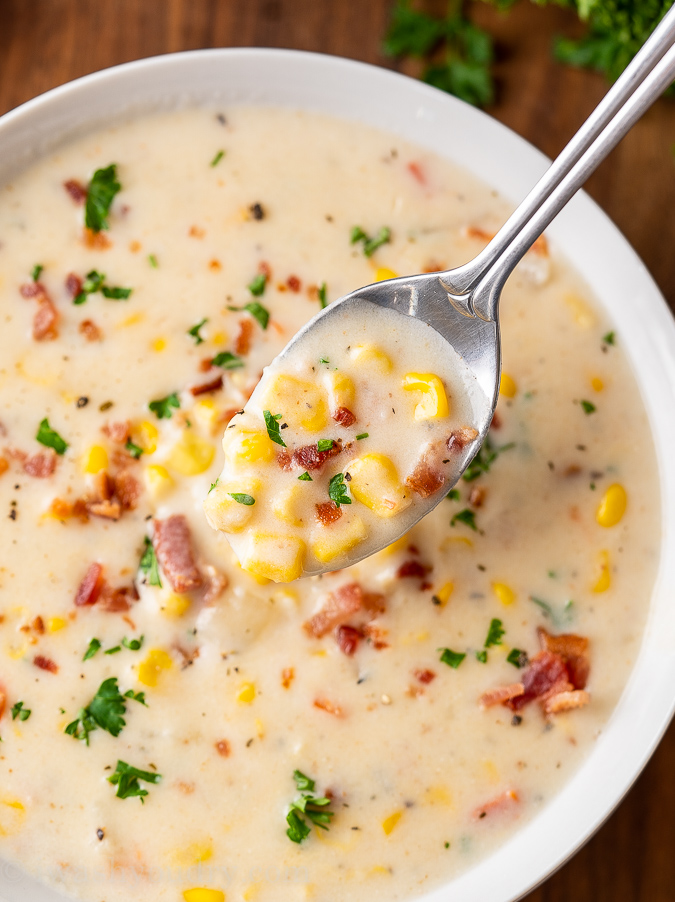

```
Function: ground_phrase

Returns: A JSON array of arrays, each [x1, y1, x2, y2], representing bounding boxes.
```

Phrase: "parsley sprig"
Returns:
[[36, 418, 69, 455], [187, 318, 208, 344], [108, 760, 161, 802], [73, 270, 132, 305], [263, 410, 286, 447], [85, 164, 121, 232], [227, 301, 270, 330], [65, 677, 129, 745], [211, 351, 244, 370], [328, 472, 351, 507], [11, 701, 31, 722], [286, 770, 334, 843], [462, 434, 515, 482], [148, 392, 180, 419], [350, 225, 391, 257], [139, 537, 162, 587]]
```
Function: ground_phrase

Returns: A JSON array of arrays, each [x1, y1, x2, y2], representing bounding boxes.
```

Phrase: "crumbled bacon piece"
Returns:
[[281, 667, 295, 689], [34, 655, 58, 674], [304, 583, 364, 638], [407, 161, 426, 184], [235, 319, 254, 355], [83, 228, 111, 249], [314, 697, 343, 717], [423, 259, 444, 273], [447, 427, 479, 452], [99, 584, 138, 613], [215, 739, 231, 757], [32, 616, 45, 635], [315, 501, 343, 526], [537, 627, 590, 690], [173, 643, 200, 668], [336, 625, 362, 656], [65, 272, 83, 297], [64, 179, 87, 204], [405, 455, 445, 498], [287, 275, 301, 292], [89, 499, 122, 520], [396, 560, 431, 580], [201, 564, 228, 605], [23, 449, 57, 478], [75, 563, 105, 606], [279, 439, 343, 472], [20, 281, 60, 341], [102, 421, 131, 444], [491, 411, 502, 429], [190, 375, 223, 396], [479, 683, 526, 709], [154, 515, 202, 593], [0, 457, 9, 477], [469, 486, 486, 507], [48, 497, 89, 522], [506, 651, 569, 711], [333, 406, 357, 427], [113, 470, 141, 511], [473, 789, 519, 821], [362, 621, 389, 649], [414, 669, 436, 684], [466, 226, 493, 242], [542, 689, 590, 715], [79, 319, 102, 342]]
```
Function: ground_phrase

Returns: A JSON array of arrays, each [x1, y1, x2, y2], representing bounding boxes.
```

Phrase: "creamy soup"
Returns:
[[0, 107, 660, 902]]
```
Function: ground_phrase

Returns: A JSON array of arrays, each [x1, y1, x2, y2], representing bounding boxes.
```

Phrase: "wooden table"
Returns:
[[2, 2, 674, 900]]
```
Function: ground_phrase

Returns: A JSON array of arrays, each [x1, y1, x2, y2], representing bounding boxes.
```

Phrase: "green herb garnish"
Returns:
[[507, 648, 528, 668], [318, 282, 328, 308], [148, 392, 180, 419], [350, 225, 391, 257], [122, 636, 144, 651], [317, 439, 335, 452], [101, 285, 132, 300], [65, 677, 128, 744], [248, 273, 267, 297], [36, 418, 69, 455], [107, 760, 161, 802], [211, 351, 244, 370], [286, 770, 334, 843], [83, 638, 102, 661], [228, 493, 255, 506], [450, 508, 477, 531], [475, 650, 488, 664], [85, 163, 121, 232], [148, 254, 158, 268], [139, 537, 162, 588], [124, 690, 147, 706], [31, 264, 43, 282], [439, 648, 466, 669], [446, 488, 460, 500], [74, 270, 131, 304], [187, 318, 208, 345], [298, 472, 313, 481], [210, 150, 225, 167], [227, 300, 270, 329], [603, 331, 616, 346], [105, 646, 122, 655], [125, 440, 144, 459], [529, 595, 574, 627], [462, 435, 515, 482], [263, 410, 286, 447], [208, 478, 219, 494], [11, 701, 31, 722], [484, 618, 505, 648], [328, 472, 351, 508], [580, 399, 596, 414], [319, 357, 330, 365], [356, 432, 369, 440]]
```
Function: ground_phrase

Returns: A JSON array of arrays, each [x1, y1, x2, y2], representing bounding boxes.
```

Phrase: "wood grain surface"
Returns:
[[1, 2, 674, 900]]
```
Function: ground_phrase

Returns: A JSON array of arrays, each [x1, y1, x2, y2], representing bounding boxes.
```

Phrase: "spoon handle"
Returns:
[[441, 4, 675, 308]]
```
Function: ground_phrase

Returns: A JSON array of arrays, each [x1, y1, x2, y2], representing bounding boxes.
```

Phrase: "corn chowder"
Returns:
[[0, 106, 659, 902]]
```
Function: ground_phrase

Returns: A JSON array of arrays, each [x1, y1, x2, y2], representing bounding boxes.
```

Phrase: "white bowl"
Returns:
[[2, 48, 675, 902]]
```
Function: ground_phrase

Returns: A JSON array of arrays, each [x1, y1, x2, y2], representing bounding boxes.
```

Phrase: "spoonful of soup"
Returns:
[[204, 8, 675, 582]]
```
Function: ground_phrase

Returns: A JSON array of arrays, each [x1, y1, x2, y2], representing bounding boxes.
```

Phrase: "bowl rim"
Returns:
[[2, 46, 675, 902]]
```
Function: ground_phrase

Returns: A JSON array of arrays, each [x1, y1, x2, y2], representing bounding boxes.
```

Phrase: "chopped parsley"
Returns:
[[603, 331, 616, 346], [446, 488, 460, 500], [227, 300, 270, 329], [122, 636, 144, 651], [83, 638, 102, 661], [11, 701, 31, 722], [507, 648, 528, 668], [580, 399, 596, 414], [319, 357, 330, 365], [298, 472, 313, 481], [286, 770, 334, 843], [462, 435, 515, 482], [484, 618, 505, 648], [187, 318, 208, 345], [439, 648, 466, 669], [148, 392, 180, 419], [139, 537, 162, 588], [450, 508, 477, 531], [31, 263, 43, 282], [350, 225, 391, 257], [248, 273, 267, 297], [356, 432, 369, 441], [65, 677, 129, 744], [124, 690, 147, 706], [148, 254, 158, 268], [529, 595, 574, 627], [107, 760, 161, 802], [105, 645, 121, 655], [317, 439, 335, 452], [85, 163, 121, 232], [36, 418, 69, 455], [475, 650, 488, 664], [328, 472, 351, 507], [73, 270, 132, 304], [210, 149, 225, 167], [263, 410, 286, 447], [318, 282, 328, 308], [208, 478, 219, 494], [228, 493, 255, 506], [211, 351, 244, 370], [125, 439, 144, 459]]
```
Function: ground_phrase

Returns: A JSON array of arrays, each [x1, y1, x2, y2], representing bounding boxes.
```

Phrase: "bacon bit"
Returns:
[[447, 427, 479, 452], [215, 739, 231, 758], [189, 225, 205, 238], [396, 560, 431, 580], [64, 179, 87, 204], [190, 374, 224, 396], [304, 583, 365, 638], [423, 259, 444, 273], [287, 275, 301, 292], [315, 501, 343, 526], [102, 421, 131, 444], [34, 655, 58, 674], [173, 643, 200, 668], [414, 669, 436, 684], [47, 497, 89, 522], [65, 273, 83, 298], [258, 261, 272, 280], [466, 226, 494, 243], [507, 651, 569, 711], [473, 788, 519, 821], [89, 499, 122, 520], [0, 457, 9, 477], [113, 470, 141, 511], [314, 697, 344, 717], [209, 259, 222, 272], [405, 455, 445, 498], [199, 357, 214, 373], [531, 235, 549, 256], [537, 627, 590, 690], [98, 584, 138, 613], [32, 616, 45, 635], [336, 625, 362, 656], [24, 450, 57, 478], [75, 563, 105, 606], [235, 319, 254, 355], [280, 439, 343, 473], [83, 228, 111, 249], [542, 689, 590, 715], [362, 621, 389, 650], [154, 515, 202, 593], [333, 406, 357, 427], [281, 667, 295, 689], [201, 564, 228, 605], [306, 284, 319, 301], [469, 486, 486, 507], [79, 319, 102, 342], [21, 281, 60, 341], [407, 161, 426, 185], [479, 683, 526, 709], [0, 688, 5, 720], [491, 411, 502, 429]]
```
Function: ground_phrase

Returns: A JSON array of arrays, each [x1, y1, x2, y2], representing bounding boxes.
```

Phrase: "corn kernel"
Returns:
[[593, 549, 611, 593], [6, 642, 27, 660], [138, 648, 173, 687], [183, 890, 225, 902], [402, 373, 449, 419], [350, 344, 392, 373], [152, 337, 167, 352], [47, 617, 67, 632], [118, 312, 145, 328], [434, 581, 454, 607], [596, 483, 627, 527], [425, 785, 453, 806], [0, 798, 26, 836], [223, 430, 275, 465], [271, 483, 304, 527], [347, 454, 412, 518], [193, 398, 221, 431], [239, 534, 306, 583], [144, 464, 174, 498], [162, 594, 191, 617], [255, 718, 265, 738], [82, 445, 108, 474], [564, 293, 595, 328], [375, 267, 399, 281], [261, 375, 329, 432], [499, 373, 517, 399], [481, 759, 500, 784], [212, 331, 228, 345], [591, 376, 604, 392], [382, 811, 403, 835], [167, 431, 215, 476], [204, 478, 261, 533], [137, 420, 159, 454], [323, 371, 355, 411], [492, 581, 515, 606], [173, 843, 213, 866], [237, 682, 256, 704], [311, 515, 368, 563]]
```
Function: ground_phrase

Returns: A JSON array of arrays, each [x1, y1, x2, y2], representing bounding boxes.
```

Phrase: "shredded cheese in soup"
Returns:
[[0, 107, 659, 902]]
